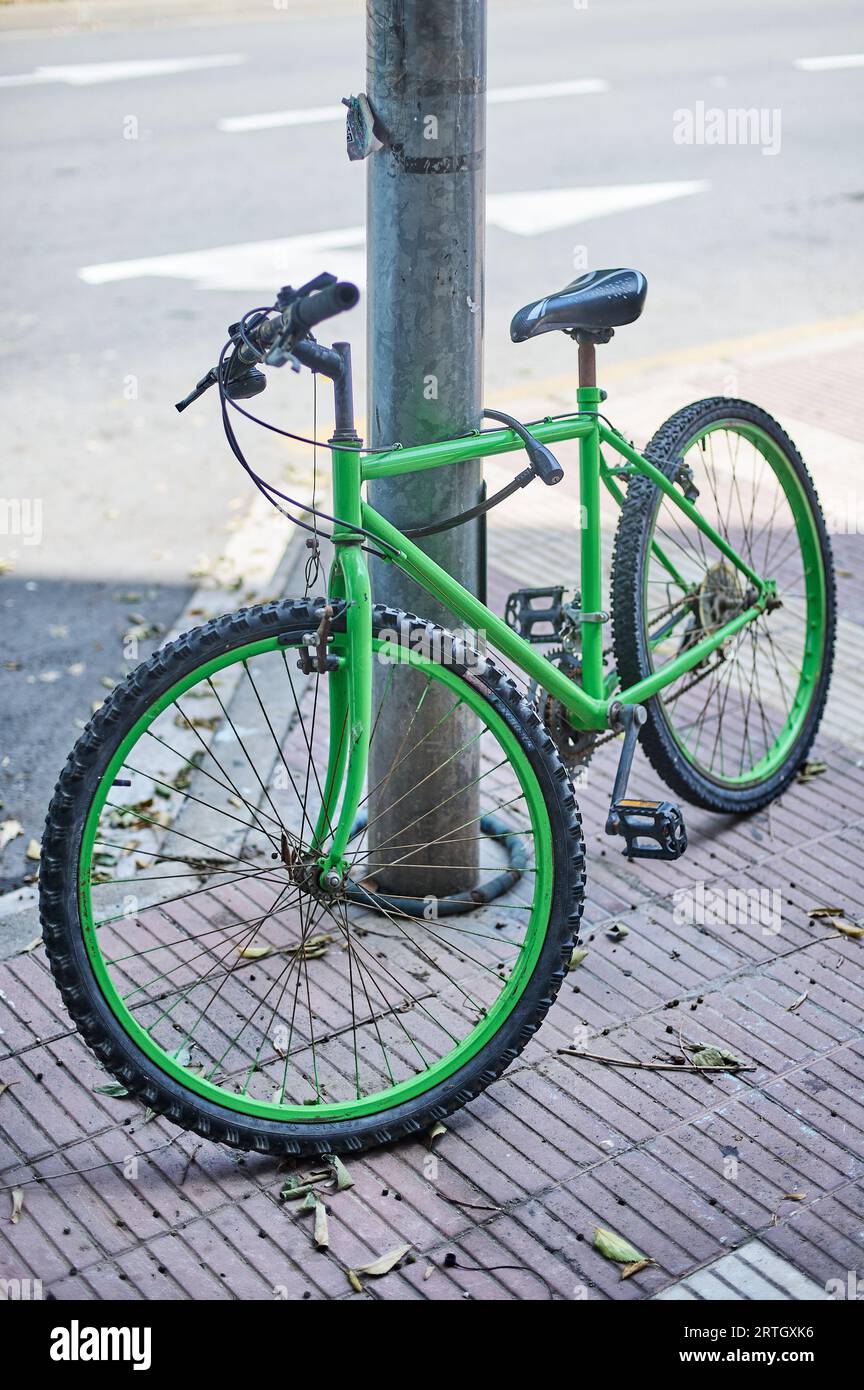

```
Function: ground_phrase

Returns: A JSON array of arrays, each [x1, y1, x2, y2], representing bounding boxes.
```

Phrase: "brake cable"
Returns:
[[216, 339, 399, 559]]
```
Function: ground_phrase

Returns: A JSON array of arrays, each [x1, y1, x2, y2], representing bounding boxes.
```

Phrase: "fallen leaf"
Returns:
[[0, 1080, 12, 1098], [568, 947, 589, 971], [606, 923, 629, 942], [796, 760, 827, 783], [0, 819, 23, 852], [594, 1226, 648, 1264], [22, 937, 42, 954], [427, 1121, 447, 1147], [325, 1154, 354, 1191], [10, 1188, 24, 1224], [831, 919, 864, 940], [620, 1258, 653, 1279], [782, 1191, 807, 1202], [281, 1182, 317, 1202], [313, 1201, 329, 1249], [691, 1044, 743, 1070], [93, 1082, 129, 1098], [808, 906, 844, 918], [25, 839, 41, 862], [787, 991, 808, 1013], [238, 945, 273, 960], [347, 1269, 364, 1294], [354, 1243, 412, 1277]]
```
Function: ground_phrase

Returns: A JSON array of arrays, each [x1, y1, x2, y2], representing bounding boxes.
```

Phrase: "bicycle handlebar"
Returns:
[[175, 276, 360, 412], [289, 280, 359, 334]]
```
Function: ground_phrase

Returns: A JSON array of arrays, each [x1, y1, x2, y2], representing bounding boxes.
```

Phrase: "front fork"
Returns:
[[312, 422, 373, 887]]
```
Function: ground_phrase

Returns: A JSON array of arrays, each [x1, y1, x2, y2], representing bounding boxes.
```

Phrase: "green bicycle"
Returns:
[[40, 269, 835, 1154]]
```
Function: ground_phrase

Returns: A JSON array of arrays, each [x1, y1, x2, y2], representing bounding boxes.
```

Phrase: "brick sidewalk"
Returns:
[[1, 323, 862, 1301]]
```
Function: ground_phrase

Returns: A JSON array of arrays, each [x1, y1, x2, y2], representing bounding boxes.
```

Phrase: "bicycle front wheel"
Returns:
[[40, 600, 584, 1154]]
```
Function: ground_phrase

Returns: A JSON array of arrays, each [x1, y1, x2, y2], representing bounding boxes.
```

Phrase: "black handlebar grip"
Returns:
[[290, 280, 360, 333]]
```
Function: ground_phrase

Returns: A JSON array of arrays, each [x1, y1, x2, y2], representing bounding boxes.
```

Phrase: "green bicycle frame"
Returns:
[[319, 383, 774, 876]]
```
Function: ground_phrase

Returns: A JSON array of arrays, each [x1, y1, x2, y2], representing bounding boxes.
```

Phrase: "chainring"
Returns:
[[530, 648, 598, 770]]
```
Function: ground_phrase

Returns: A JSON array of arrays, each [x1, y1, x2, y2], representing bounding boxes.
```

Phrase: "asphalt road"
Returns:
[[0, 0, 861, 890]]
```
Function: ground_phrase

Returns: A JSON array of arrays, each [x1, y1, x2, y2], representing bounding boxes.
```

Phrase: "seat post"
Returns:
[[577, 336, 597, 389]]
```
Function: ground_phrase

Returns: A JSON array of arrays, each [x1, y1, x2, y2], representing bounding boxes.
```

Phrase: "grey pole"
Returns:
[[365, 0, 486, 898]]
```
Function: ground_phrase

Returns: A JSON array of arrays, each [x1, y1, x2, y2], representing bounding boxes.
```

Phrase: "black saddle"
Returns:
[[510, 268, 647, 343]]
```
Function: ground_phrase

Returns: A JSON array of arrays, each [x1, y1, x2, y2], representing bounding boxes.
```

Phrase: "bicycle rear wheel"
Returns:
[[40, 600, 584, 1154], [611, 398, 835, 812]]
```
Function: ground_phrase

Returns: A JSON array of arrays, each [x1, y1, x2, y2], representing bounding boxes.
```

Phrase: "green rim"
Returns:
[[78, 636, 554, 1124], [645, 420, 828, 787]]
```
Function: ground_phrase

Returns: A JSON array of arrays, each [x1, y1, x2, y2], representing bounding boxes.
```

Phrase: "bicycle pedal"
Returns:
[[504, 586, 566, 644], [606, 798, 688, 862]]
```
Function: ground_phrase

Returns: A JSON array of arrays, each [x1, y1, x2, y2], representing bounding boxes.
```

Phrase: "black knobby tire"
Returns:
[[40, 599, 585, 1155], [611, 398, 836, 814]]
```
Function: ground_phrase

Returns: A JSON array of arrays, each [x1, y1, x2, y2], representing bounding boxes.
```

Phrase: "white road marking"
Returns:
[[79, 181, 708, 292], [0, 55, 245, 89], [488, 78, 608, 103], [487, 180, 707, 236], [80, 226, 367, 292], [218, 77, 608, 133], [794, 53, 864, 71]]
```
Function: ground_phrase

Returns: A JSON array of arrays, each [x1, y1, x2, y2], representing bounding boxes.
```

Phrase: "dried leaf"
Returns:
[[0, 819, 23, 852], [832, 919, 864, 939], [347, 1269, 364, 1294], [325, 1153, 354, 1191], [24, 838, 41, 861], [606, 923, 629, 942], [313, 1201, 329, 1249], [238, 945, 273, 960], [281, 1182, 316, 1202], [797, 760, 827, 782], [594, 1226, 652, 1267], [427, 1121, 447, 1147], [620, 1258, 652, 1279], [423, 1264, 434, 1281], [808, 906, 844, 918], [787, 991, 808, 1012], [10, 1188, 24, 1224], [782, 1191, 807, 1202], [691, 1044, 743, 1070], [568, 947, 589, 971], [0, 1080, 12, 1098], [354, 1243, 412, 1277]]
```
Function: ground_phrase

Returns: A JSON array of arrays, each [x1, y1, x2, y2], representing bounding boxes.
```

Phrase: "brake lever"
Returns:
[[175, 367, 219, 413]]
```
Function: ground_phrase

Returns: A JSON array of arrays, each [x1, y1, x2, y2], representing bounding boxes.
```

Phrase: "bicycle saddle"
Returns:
[[510, 268, 647, 342]]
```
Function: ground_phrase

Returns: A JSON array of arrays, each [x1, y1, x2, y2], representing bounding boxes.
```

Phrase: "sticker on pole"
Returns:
[[342, 93, 384, 161]]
